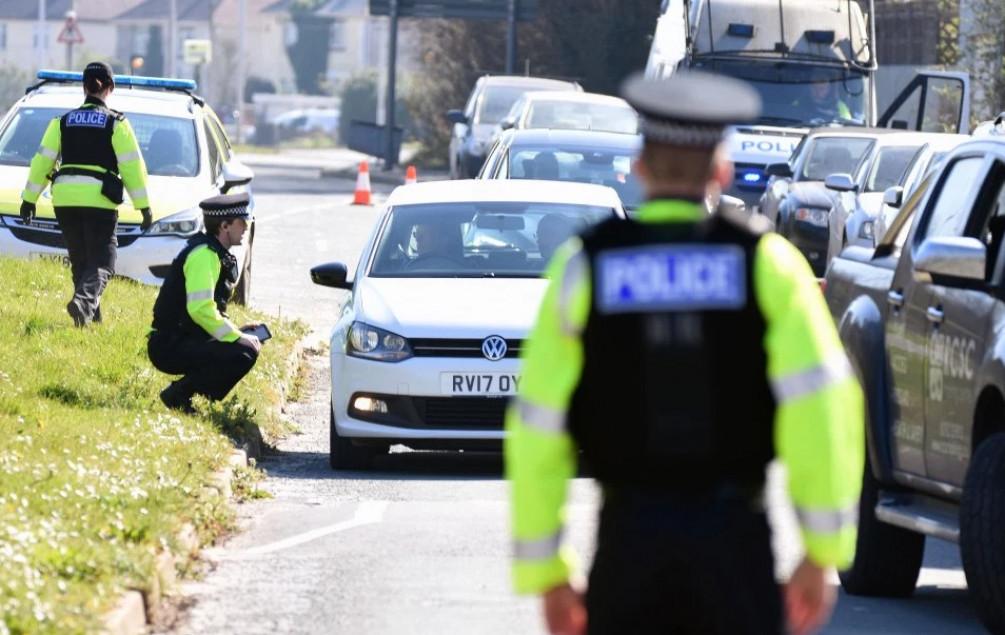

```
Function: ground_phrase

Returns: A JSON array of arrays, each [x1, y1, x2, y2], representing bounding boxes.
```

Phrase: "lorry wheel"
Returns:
[[329, 401, 374, 470], [839, 460, 924, 597], [961, 433, 1005, 634]]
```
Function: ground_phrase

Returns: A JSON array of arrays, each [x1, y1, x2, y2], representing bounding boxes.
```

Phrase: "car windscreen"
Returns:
[[0, 107, 199, 177], [507, 145, 643, 209], [369, 201, 614, 278], [526, 101, 638, 134], [478, 86, 538, 125], [800, 137, 873, 181], [865, 145, 922, 193], [691, 60, 868, 126]]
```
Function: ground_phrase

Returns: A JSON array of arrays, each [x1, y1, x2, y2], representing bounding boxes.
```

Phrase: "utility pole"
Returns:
[[236, 0, 247, 144], [505, 0, 517, 74], [168, 0, 178, 77], [37, 0, 47, 71], [384, 0, 399, 170]]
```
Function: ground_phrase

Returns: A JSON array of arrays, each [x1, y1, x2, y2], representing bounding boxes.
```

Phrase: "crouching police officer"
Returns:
[[148, 193, 260, 413], [20, 61, 152, 326], [505, 72, 864, 635]]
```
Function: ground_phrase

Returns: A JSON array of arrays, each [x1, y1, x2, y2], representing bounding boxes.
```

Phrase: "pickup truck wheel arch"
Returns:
[[960, 433, 1005, 633]]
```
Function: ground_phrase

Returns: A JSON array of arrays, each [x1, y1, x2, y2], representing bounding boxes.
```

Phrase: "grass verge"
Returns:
[[0, 256, 306, 634]]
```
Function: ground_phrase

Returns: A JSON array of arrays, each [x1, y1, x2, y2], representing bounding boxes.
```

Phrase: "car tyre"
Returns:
[[233, 235, 253, 306], [839, 459, 924, 597], [961, 433, 1005, 634], [329, 401, 375, 470]]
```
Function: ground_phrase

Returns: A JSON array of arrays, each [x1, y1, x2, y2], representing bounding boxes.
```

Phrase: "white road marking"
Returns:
[[222, 501, 389, 559]]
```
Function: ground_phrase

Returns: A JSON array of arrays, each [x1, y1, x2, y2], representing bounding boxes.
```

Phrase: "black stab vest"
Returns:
[[151, 234, 239, 337], [568, 209, 777, 492], [59, 99, 121, 174]]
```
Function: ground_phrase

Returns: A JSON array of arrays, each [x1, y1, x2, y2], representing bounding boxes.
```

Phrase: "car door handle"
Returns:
[[887, 289, 905, 309], [927, 306, 945, 324]]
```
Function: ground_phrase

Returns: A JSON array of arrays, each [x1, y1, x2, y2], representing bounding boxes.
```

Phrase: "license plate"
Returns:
[[440, 372, 521, 396], [30, 252, 70, 266]]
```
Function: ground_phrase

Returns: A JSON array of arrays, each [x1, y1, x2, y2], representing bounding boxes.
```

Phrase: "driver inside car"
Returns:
[[408, 221, 464, 269]]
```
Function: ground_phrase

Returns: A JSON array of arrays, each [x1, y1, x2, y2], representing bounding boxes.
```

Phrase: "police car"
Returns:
[[310, 179, 625, 469], [0, 71, 256, 301]]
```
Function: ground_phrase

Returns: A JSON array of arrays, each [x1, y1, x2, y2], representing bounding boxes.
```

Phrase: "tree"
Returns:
[[0, 66, 30, 112], [286, 1, 332, 95], [958, 0, 1005, 121]]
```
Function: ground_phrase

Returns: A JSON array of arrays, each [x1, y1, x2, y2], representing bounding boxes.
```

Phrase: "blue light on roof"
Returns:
[[36, 70, 196, 91], [742, 172, 762, 183]]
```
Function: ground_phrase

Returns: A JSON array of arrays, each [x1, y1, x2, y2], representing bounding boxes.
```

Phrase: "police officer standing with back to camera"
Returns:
[[148, 193, 262, 414], [20, 61, 152, 327], [506, 71, 864, 635]]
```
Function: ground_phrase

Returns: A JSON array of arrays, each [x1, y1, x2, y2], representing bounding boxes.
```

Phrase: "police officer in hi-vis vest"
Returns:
[[148, 193, 261, 414], [505, 71, 864, 635], [20, 61, 152, 327]]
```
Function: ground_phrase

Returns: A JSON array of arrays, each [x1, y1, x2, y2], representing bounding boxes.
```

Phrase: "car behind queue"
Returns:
[[310, 179, 626, 469], [0, 71, 256, 298]]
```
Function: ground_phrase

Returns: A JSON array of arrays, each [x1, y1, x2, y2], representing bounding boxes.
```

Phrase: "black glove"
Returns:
[[19, 201, 35, 224], [140, 207, 153, 232]]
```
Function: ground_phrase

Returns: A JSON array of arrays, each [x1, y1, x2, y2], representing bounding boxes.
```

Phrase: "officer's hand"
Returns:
[[542, 583, 586, 635], [19, 201, 35, 224], [784, 557, 835, 635], [238, 333, 262, 354], [140, 207, 153, 232]]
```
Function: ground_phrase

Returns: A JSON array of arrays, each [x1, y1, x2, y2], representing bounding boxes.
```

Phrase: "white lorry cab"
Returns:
[[646, 0, 971, 209]]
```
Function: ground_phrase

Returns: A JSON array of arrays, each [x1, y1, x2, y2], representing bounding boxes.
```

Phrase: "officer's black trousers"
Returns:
[[147, 330, 258, 403], [55, 207, 117, 322], [586, 491, 783, 635]]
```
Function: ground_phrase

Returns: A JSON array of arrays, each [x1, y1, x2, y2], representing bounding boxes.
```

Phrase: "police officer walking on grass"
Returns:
[[506, 71, 865, 635], [20, 61, 152, 327], [147, 193, 262, 414]]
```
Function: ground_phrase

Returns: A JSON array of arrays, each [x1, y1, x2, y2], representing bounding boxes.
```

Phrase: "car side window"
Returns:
[[974, 163, 1005, 281], [206, 113, 232, 161], [204, 121, 222, 182], [494, 151, 509, 178], [917, 156, 985, 242]]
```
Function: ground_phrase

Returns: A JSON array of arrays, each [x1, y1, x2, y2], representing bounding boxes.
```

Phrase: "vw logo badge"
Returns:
[[481, 336, 508, 361]]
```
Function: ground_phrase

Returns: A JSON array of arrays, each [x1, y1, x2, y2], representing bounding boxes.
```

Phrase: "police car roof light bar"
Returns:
[[31, 70, 198, 94]]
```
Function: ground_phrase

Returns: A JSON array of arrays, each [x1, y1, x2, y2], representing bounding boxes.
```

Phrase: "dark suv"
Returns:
[[446, 75, 580, 179]]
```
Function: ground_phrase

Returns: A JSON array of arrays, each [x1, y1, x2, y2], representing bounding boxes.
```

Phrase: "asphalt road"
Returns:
[[164, 166, 986, 635]]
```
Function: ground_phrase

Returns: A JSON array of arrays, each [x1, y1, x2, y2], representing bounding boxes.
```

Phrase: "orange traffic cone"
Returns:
[[353, 161, 372, 206], [404, 165, 418, 185]]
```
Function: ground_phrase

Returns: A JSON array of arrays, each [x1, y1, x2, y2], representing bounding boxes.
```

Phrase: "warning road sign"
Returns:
[[57, 17, 84, 45]]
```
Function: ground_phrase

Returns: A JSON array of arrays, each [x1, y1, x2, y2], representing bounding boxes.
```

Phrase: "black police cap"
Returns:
[[200, 192, 253, 220], [621, 71, 761, 147], [83, 61, 114, 87]]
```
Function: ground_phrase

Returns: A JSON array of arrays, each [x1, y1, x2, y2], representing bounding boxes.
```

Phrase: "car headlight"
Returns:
[[147, 207, 203, 236], [859, 220, 874, 240], [347, 322, 413, 362], [794, 207, 829, 227]]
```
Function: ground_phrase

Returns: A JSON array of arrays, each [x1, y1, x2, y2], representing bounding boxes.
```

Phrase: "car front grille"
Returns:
[[411, 338, 523, 359]]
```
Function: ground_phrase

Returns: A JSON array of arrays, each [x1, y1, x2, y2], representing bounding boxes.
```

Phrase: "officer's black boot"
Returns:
[[92, 303, 102, 323], [160, 379, 196, 415], [66, 299, 88, 328]]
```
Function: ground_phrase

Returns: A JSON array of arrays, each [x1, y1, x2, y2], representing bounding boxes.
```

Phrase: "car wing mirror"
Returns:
[[221, 160, 254, 194], [914, 236, 986, 280], [445, 109, 468, 125], [499, 116, 516, 131], [718, 194, 747, 215], [883, 186, 904, 208], [311, 262, 353, 290], [824, 173, 857, 192], [765, 162, 794, 178]]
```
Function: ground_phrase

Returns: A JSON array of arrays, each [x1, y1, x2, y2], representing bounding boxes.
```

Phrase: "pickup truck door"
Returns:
[[923, 156, 1002, 487], [879, 71, 971, 134]]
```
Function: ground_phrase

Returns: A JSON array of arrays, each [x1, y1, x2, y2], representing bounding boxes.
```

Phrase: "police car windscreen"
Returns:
[[0, 107, 198, 177], [369, 202, 614, 278]]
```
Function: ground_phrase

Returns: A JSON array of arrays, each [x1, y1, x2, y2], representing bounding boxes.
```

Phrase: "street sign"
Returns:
[[369, 0, 538, 21], [57, 17, 84, 44], [183, 39, 213, 65]]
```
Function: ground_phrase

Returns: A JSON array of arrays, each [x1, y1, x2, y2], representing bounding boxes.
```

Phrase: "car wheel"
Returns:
[[232, 235, 253, 306], [961, 433, 1005, 634], [329, 400, 375, 470], [839, 458, 925, 597]]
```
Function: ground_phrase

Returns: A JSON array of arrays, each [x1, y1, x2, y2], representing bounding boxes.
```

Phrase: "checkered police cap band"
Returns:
[[639, 116, 725, 148], [203, 206, 250, 218]]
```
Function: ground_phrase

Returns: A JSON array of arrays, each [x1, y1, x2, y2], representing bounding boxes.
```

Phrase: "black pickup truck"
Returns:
[[824, 138, 1005, 634]]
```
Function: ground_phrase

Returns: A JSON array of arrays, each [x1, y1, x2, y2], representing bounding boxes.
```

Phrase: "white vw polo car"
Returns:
[[311, 179, 625, 469]]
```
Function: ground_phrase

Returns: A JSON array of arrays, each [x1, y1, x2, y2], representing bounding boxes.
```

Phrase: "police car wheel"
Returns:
[[839, 458, 924, 597], [329, 400, 375, 470], [960, 433, 1005, 634]]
